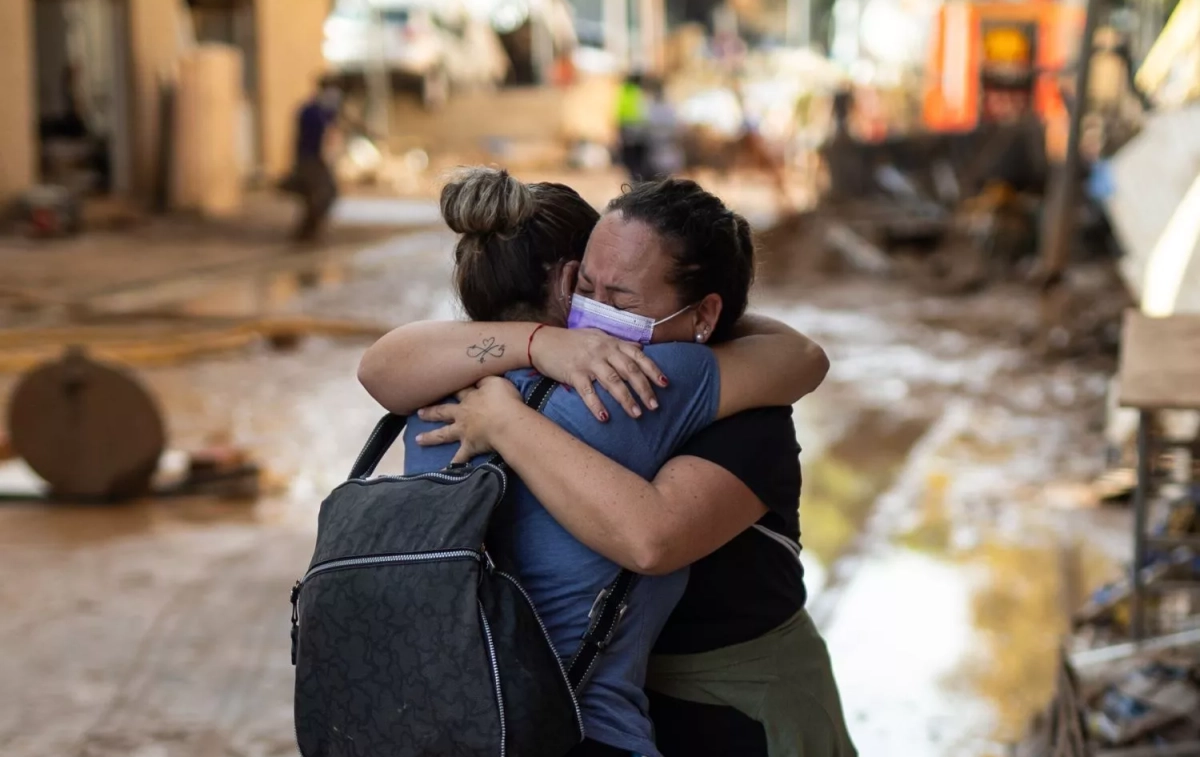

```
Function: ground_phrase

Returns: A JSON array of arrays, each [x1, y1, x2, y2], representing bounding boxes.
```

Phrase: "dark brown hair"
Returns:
[[606, 178, 755, 342], [441, 168, 600, 322]]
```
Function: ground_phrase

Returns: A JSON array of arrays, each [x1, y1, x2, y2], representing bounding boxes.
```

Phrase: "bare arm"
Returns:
[[358, 321, 538, 414], [359, 321, 666, 419], [359, 314, 826, 419], [712, 313, 829, 418], [491, 418, 766, 574], [417, 379, 773, 575]]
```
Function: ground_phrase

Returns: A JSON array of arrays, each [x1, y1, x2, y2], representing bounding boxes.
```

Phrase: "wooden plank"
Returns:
[[1118, 310, 1200, 409]]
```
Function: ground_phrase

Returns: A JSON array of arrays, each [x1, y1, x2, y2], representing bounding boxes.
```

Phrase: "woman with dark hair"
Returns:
[[360, 169, 829, 757]]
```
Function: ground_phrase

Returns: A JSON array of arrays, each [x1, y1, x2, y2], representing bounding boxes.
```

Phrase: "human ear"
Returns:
[[693, 293, 723, 343], [559, 261, 580, 301]]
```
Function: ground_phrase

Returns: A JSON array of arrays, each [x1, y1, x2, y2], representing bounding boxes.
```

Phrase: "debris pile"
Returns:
[[1023, 460, 1200, 755], [1024, 639, 1200, 757]]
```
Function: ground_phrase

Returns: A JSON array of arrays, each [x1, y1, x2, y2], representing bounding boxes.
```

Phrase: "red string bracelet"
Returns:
[[527, 324, 546, 368]]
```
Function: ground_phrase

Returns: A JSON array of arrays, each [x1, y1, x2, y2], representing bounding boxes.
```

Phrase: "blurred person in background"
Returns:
[[643, 79, 684, 179], [283, 76, 343, 242], [616, 72, 650, 180]]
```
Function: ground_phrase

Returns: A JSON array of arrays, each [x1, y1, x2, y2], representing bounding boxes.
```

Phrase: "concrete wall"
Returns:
[[128, 0, 183, 199], [0, 0, 36, 203], [4, 0, 328, 202], [254, 0, 329, 179]]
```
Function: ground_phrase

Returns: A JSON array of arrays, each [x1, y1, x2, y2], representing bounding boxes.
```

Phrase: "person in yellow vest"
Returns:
[[616, 72, 649, 180]]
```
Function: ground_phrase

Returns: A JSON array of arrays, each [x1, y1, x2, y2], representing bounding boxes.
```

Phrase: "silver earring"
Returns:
[[695, 334, 704, 343]]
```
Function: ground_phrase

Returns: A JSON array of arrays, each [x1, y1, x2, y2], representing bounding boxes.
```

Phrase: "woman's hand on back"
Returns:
[[529, 327, 667, 422], [415, 377, 526, 463]]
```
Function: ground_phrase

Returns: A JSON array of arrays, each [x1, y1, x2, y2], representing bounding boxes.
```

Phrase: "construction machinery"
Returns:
[[807, 0, 1150, 297], [922, 0, 1087, 159]]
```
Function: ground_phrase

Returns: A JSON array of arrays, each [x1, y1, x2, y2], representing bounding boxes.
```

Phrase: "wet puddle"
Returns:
[[766, 295, 1124, 756], [806, 410, 1124, 756]]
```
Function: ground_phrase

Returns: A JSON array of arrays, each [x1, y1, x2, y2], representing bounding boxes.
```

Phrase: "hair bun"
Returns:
[[441, 167, 535, 237]]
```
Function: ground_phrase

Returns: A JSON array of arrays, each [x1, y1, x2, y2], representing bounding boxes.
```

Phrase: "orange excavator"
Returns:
[[921, 0, 1087, 159]]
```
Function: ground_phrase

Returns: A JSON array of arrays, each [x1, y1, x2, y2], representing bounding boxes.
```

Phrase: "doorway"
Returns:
[[32, 0, 133, 196]]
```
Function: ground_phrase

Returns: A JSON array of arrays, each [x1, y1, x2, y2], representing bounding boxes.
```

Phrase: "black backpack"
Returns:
[[291, 377, 635, 757]]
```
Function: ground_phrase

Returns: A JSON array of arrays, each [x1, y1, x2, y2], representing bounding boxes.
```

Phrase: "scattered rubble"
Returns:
[[1023, 463, 1200, 755]]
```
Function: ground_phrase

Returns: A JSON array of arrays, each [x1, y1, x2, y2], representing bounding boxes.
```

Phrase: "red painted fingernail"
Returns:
[[599, 411, 609, 422], [659, 376, 668, 386]]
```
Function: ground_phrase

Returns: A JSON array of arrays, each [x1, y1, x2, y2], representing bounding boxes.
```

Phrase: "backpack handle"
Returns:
[[348, 376, 560, 481]]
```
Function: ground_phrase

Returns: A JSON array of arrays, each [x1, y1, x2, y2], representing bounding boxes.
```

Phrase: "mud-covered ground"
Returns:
[[0, 224, 1132, 757]]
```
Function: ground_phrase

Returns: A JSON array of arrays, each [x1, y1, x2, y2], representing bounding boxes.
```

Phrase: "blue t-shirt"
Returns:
[[404, 343, 719, 757]]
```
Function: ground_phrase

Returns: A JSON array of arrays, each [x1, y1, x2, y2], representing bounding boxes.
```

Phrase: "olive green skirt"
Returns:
[[646, 609, 857, 757]]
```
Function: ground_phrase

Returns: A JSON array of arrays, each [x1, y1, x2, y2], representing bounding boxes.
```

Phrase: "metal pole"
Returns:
[[1131, 410, 1153, 641], [1036, 0, 1103, 288]]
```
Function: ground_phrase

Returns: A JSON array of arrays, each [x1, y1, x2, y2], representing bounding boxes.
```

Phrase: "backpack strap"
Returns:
[[348, 375, 560, 480], [348, 414, 408, 480], [566, 568, 637, 692]]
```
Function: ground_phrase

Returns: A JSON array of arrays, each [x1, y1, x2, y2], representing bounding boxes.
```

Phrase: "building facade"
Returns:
[[0, 0, 329, 206]]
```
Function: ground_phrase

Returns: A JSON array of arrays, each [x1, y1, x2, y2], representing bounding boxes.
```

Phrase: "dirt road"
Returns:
[[0, 227, 1130, 757]]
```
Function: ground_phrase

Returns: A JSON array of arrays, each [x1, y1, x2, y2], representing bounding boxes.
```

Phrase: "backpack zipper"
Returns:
[[478, 600, 507, 757], [300, 549, 481, 584], [494, 570, 585, 740], [348, 463, 510, 501]]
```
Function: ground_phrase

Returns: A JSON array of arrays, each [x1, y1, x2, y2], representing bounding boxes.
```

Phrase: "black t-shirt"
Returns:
[[651, 406, 807, 655]]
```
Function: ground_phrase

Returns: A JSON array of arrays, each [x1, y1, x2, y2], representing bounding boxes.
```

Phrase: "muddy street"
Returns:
[[0, 229, 1127, 757]]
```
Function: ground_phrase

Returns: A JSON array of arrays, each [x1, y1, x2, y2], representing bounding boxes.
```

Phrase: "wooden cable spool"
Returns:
[[7, 348, 165, 501]]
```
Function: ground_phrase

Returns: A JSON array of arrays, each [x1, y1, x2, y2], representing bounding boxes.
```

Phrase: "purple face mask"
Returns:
[[567, 294, 691, 344]]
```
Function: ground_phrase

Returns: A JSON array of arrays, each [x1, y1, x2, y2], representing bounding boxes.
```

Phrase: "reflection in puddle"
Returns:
[[823, 547, 992, 756], [802, 383, 1118, 756], [958, 539, 1070, 743], [957, 536, 1118, 744], [801, 412, 931, 568]]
